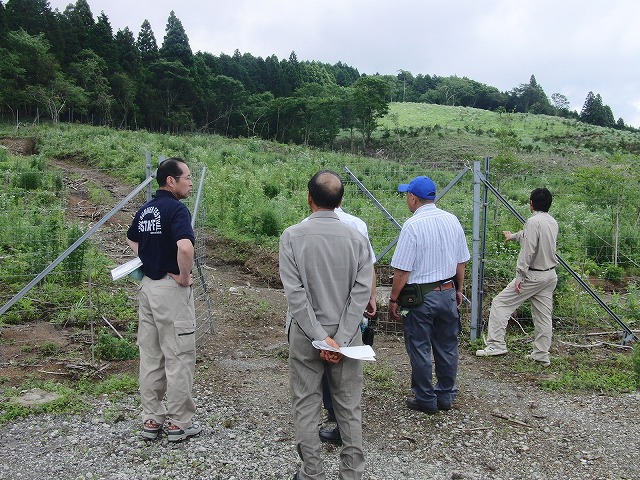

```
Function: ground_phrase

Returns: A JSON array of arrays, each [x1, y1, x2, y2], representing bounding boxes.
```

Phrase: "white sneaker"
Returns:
[[166, 421, 203, 442], [475, 345, 508, 357]]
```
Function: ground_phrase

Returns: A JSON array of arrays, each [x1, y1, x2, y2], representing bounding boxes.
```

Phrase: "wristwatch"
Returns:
[[389, 298, 398, 304]]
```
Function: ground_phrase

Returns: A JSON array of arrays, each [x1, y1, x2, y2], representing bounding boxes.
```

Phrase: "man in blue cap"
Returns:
[[389, 176, 470, 413]]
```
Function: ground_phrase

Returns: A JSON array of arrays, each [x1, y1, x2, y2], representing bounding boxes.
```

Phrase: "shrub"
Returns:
[[604, 265, 623, 283], [255, 207, 281, 237], [13, 171, 42, 190], [61, 223, 87, 285], [92, 329, 139, 361]]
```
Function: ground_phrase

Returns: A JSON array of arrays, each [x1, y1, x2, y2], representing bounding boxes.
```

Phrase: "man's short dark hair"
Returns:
[[156, 157, 187, 187], [308, 170, 344, 209], [530, 187, 552, 212]]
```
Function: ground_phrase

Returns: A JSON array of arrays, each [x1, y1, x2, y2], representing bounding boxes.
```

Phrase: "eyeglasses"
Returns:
[[172, 175, 192, 181]]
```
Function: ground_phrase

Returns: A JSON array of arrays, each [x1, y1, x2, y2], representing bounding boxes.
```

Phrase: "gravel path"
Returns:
[[2, 331, 639, 480]]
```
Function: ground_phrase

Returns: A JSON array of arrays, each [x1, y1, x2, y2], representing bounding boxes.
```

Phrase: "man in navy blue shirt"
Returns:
[[126, 157, 201, 442]]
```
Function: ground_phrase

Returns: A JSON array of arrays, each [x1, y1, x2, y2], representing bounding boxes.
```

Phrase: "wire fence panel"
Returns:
[[2, 155, 637, 356], [341, 159, 639, 345], [0, 161, 214, 358]]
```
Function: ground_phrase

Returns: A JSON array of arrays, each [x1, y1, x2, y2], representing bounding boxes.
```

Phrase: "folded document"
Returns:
[[111, 257, 143, 281], [312, 340, 376, 361]]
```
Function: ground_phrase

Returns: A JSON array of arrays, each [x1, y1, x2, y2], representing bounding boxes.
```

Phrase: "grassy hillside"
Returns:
[[2, 105, 639, 263], [374, 103, 640, 167], [1, 107, 639, 393]]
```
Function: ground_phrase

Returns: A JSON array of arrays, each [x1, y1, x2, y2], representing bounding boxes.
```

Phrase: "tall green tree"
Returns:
[[5, 0, 52, 35], [147, 59, 195, 131], [27, 70, 87, 123], [350, 76, 389, 147], [507, 74, 553, 114], [2, 30, 64, 119], [579, 91, 615, 128], [160, 10, 192, 66], [207, 74, 247, 136], [60, 0, 95, 64], [0, 2, 7, 43], [68, 49, 113, 124], [89, 11, 117, 72], [137, 19, 159, 64], [237, 91, 274, 137], [114, 27, 140, 76], [294, 83, 342, 147], [110, 71, 136, 128]]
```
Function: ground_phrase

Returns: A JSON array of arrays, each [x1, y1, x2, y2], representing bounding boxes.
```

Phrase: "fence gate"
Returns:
[[343, 159, 637, 345]]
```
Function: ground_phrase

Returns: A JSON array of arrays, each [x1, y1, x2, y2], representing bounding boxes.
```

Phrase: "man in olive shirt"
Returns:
[[476, 188, 559, 366]]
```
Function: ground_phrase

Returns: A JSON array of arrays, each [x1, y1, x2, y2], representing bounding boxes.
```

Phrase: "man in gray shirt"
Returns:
[[280, 170, 373, 480], [476, 188, 559, 366]]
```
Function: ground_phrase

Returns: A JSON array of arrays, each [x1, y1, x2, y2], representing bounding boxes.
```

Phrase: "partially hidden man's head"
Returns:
[[530, 187, 552, 212], [308, 170, 344, 209]]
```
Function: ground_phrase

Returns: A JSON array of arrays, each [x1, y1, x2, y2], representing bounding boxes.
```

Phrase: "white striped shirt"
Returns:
[[391, 203, 470, 284], [303, 207, 376, 263]]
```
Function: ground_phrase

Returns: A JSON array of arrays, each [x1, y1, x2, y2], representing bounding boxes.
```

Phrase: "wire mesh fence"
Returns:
[[0, 160, 214, 360], [340, 158, 639, 345], [2, 153, 638, 356]]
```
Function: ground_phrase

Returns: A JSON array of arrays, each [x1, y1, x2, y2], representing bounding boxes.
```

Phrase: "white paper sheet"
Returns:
[[312, 340, 376, 361], [110, 257, 143, 281]]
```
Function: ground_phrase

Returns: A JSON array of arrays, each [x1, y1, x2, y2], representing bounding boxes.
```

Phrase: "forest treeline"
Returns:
[[1, 0, 635, 149]]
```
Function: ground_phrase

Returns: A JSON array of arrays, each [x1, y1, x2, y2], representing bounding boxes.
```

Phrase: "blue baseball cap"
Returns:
[[398, 176, 437, 200]]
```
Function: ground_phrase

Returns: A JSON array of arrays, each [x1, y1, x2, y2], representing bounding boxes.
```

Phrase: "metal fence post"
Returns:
[[470, 160, 482, 341]]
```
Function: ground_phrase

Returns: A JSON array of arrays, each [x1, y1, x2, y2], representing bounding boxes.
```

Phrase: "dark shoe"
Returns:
[[326, 408, 336, 423], [142, 419, 162, 440], [406, 397, 438, 414], [319, 426, 342, 445], [437, 401, 452, 411]]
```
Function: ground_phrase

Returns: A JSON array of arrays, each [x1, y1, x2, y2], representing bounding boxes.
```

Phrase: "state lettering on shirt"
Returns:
[[138, 206, 162, 234]]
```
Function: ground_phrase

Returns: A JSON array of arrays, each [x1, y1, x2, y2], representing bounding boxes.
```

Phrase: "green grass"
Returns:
[[0, 374, 139, 425], [468, 335, 637, 393], [364, 361, 397, 392]]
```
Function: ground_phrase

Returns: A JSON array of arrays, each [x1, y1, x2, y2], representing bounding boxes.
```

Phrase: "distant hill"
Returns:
[[369, 103, 640, 167]]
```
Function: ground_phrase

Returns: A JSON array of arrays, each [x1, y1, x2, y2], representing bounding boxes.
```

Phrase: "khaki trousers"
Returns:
[[137, 275, 196, 429], [486, 270, 557, 362]]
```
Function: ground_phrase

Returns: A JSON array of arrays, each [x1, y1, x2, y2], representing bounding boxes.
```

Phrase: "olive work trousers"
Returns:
[[486, 270, 557, 363]]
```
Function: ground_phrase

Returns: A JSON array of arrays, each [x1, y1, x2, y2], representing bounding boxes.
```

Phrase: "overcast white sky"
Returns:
[[47, 0, 640, 127]]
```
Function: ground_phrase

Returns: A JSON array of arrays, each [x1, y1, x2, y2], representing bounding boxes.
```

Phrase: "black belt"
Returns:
[[529, 266, 556, 272], [417, 280, 455, 292]]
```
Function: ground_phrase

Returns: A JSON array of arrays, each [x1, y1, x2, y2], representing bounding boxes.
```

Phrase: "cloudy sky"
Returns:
[[48, 0, 640, 127]]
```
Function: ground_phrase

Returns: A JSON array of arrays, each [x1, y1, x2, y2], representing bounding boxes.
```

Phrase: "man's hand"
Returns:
[[365, 297, 377, 318], [389, 301, 401, 321], [320, 336, 343, 364], [503, 231, 513, 241], [514, 280, 523, 294], [169, 272, 193, 287]]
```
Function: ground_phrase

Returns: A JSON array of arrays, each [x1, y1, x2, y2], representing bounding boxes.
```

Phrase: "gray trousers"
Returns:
[[137, 275, 196, 430], [288, 322, 364, 480], [486, 270, 557, 362]]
